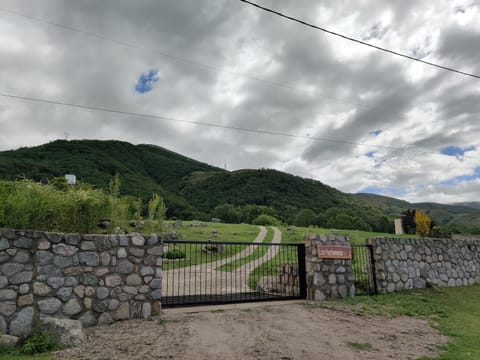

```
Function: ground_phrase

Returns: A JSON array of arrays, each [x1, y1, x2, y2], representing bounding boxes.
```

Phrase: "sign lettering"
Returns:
[[317, 245, 351, 259]]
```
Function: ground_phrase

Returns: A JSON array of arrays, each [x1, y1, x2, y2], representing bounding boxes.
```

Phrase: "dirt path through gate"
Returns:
[[55, 303, 447, 360], [162, 226, 282, 296]]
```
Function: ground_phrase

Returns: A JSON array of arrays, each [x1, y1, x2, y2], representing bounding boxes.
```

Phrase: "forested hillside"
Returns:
[[2, 139, 477, 232]]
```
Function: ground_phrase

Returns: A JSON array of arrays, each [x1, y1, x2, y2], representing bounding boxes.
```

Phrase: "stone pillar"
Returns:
[[305, 234, 355, 301]]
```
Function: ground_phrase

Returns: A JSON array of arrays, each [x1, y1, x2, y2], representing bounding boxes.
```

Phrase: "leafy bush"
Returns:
[[164, 249, 186, 259], [252, 214, 279, 226], [20, 328, 57, 355], [0, 179, 111, 232], [0, 178, 164, 233], [326, 214, 372, 231], [293, 209, 317, 227]]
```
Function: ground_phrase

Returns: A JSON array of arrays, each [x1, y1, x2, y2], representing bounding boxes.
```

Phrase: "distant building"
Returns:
[[65, 174, 76, 185], [394, 219, 404, 235]]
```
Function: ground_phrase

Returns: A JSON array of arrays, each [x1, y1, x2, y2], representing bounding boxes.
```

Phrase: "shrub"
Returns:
[[293, 209, 317, 227], [164, 249, 186, 259], [0, 178, 158, 233], [252, 214, 279, 226], [20, 327, 57, 355]]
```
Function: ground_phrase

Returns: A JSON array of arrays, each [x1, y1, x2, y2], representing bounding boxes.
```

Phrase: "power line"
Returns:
[[0, 91, 472, 159], [0, 5, 445, 154], [239, 0, 480, 80], [0, 7, 316, 95], [0, 6, 406, 114]]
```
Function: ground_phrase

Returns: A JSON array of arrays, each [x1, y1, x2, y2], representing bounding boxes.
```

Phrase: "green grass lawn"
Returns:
[[164, 221, 260, 242], [319, 285, 480, 360], [216, 227, 274, 272], [1, 355, 51, 360], [281, 225, 416, 244], [162, 221, 262, 270]]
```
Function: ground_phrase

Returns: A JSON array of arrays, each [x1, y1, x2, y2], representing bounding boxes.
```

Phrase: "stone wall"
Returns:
[[305, 234, 354, 301], [256, 264, 300, 296], [368, 237, 480, 293], [452, 234, 480, 241], [0, 228, 163, 337], [276, 263, 300, 296]]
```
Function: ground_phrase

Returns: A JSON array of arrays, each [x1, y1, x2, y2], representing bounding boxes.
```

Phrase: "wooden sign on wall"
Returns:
[[317, 245, 351, 259]]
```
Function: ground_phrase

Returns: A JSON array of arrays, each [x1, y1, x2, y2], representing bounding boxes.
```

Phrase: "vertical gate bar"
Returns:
[[173, 243, 177, 304], [297, 244, 307, 299], [195, 242, 198, 304], [244, 243, 247, 296], [188, 242, 192, 303], [258, 245, 262, 300], [244, 242, 250, 296], [174, 243, 182, 300], [210, 242, 213, 303], [368, 244, 378, 295]]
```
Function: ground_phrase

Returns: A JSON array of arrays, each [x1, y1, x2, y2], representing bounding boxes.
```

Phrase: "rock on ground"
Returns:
[[40, 316, 86, 346]]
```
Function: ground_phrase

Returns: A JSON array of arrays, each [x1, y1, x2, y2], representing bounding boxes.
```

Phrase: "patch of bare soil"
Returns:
[[54, 303, 447, 360]]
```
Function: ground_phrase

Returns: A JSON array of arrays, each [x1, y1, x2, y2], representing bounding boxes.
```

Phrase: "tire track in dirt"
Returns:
[[162, 226, 269, 296]]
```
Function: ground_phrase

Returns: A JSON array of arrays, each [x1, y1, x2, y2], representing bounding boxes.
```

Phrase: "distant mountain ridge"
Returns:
[[354, 193, 480, 228], [0, 139, 478, 231], [454, 202, 480, 210]]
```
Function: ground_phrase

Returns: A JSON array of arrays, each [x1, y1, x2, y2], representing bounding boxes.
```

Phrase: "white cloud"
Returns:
[[0, 0, 479, 203]]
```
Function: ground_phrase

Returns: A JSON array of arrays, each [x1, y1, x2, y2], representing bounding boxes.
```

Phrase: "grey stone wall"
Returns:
[[305, 234, 354, 301], [276, 263, 300, 296], [452, 234, 480, 241], [368, 237, 480, 293], [257, 264, 299, 296], [0, 228, 163, 337]]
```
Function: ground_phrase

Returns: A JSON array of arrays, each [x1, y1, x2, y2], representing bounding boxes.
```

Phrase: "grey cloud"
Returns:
[[0, 0, 480, 202], [439, 26, 480, 69]]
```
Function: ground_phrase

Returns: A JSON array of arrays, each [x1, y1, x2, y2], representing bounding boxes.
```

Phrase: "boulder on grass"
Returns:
[[39, 316, 86, 346], [0, 334, 19, 346]]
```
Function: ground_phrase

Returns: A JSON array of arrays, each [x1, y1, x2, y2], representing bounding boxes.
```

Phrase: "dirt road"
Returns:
[[55, 302, 447, 360], [162, 226, 282, 296]]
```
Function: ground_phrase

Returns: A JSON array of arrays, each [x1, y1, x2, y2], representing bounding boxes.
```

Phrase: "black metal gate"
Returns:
[[161, 240, 306, 307], [351, 244, 377, 295]]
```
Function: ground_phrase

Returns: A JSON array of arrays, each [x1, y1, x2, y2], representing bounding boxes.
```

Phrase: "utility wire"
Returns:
[[0, 5, 440, 153], [239, 0, 480, 80], [0, 7, 307, 95], [0, 91, 472, 159], [0, 6, 398, 114]]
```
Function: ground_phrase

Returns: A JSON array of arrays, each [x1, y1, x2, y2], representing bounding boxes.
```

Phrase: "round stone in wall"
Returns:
[[63, 298, 82, 316], [9, 306, 34, 337], [126, 274, 142, 286], [96, 287, 110, 300], [38, 298, 62, 314], [115, 260, 134, 274]]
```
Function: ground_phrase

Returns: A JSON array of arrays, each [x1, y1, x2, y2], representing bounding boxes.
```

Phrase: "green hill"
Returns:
[[0, 139, 392, 229], [0, 140, 223, 218], [1, 139, 477, 232], [354, 193, 480, 229]]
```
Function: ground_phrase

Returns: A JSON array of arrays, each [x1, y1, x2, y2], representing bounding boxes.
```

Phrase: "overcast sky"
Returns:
[[1, 0, 479, 204]]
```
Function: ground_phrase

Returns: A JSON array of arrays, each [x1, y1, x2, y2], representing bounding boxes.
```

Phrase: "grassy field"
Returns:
[[163, 221, 259, 242], [162, 221, 262, 270], [281, 225, 416, 244], [1, 355, 51, 360], [318, 285, 480, 360], [216, 227, 274, 272]]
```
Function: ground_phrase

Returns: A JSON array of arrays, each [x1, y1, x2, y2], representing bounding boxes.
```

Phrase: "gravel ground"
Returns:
[[54, 303, 447, 360]]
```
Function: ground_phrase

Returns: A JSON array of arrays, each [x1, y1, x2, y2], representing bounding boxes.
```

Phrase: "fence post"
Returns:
[[297, 244, 307, 299], [304, 234, 355, 301]]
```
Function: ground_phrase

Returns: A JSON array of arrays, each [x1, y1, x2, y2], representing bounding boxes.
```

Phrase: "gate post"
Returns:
[[304, 234, 355, 301], [297, 244, 307, 299]]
